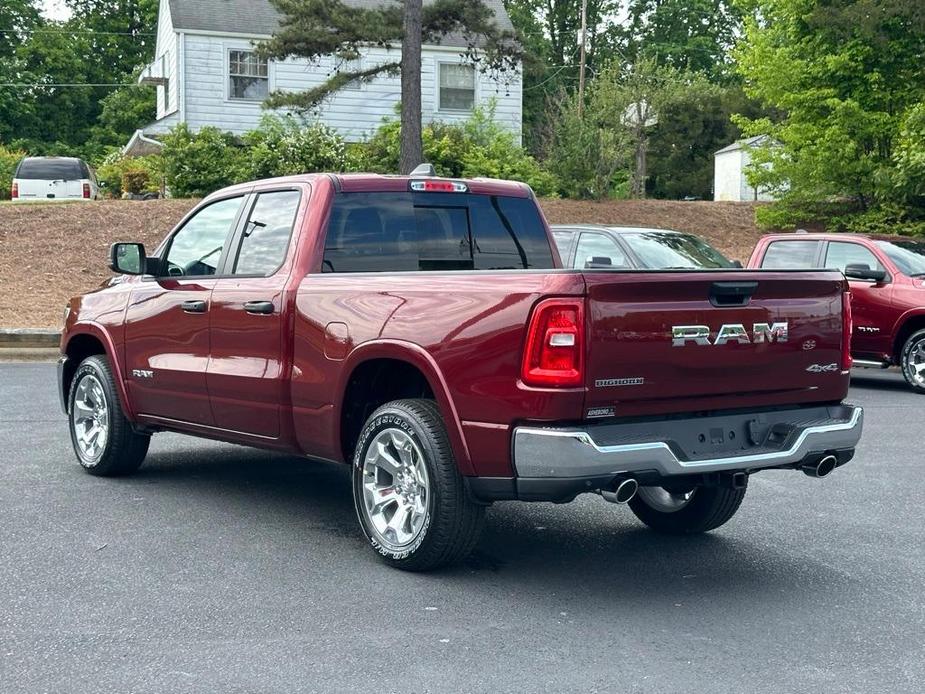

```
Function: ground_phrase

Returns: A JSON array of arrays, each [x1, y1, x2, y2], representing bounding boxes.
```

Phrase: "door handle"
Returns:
[[244, 300, 275, 315], [180, 300, 208, 314]]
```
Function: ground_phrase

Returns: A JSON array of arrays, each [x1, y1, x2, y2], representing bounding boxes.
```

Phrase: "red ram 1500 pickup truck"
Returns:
[[59, 170, 864, 570], [748, 232, 925, 393]]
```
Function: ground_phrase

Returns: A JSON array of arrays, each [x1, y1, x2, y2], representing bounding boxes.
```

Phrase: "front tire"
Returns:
[[352, 399, 485, 571], [628, 482, 747, 534], [900, 329, 925, 394], [68, 355, 149, 476]]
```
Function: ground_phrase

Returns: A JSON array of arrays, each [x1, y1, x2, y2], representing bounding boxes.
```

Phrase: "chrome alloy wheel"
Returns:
[[636, 486, 695, 513], [72, 374, 110, 463], [907, 340, 925, 387], [360, 428, 430, 552]]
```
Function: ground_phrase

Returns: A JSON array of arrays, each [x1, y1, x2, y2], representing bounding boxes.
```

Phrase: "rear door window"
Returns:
[[15, 158, 86, 180], [232, 190, 301, 276], [760, 240, 820, 269], [322, 192, 555, 273], [574, 233, 629, 269]]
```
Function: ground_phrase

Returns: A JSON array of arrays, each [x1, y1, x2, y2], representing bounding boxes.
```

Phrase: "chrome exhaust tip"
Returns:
[[802, 454, 838, 478], [601, 478, 639, 504]]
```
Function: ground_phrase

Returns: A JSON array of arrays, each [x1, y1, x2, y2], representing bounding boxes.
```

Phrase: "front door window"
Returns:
[[163, 197, 244, 276]]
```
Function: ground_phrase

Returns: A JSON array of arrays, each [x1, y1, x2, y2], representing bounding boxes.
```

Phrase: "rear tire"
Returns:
[[628, 482, 747, 534], [68, 355, 149, 476], [899, 329, 925, 394], [352, 399, 485, 571]]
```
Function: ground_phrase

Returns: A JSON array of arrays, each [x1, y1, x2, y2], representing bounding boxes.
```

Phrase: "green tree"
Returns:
[[647, 86, 762, 199], [504, 0, 622, 153], [593, 56, 714, 197], [623, 0, 742, 83], [0, 1, 157, 157], [258, 0, 518, 173], [543, 90, 633, 199], [734, 0, 925, 216], [90, 77, 157, 151]]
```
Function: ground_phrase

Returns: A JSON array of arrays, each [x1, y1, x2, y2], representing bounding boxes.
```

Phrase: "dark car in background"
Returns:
[[551, 225, 737, 270]]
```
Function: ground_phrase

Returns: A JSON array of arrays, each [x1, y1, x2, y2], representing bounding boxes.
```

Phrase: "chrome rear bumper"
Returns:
[[512, 405, 863, 480]]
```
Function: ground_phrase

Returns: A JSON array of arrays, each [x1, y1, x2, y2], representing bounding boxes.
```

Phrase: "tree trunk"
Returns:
[[399, 0, 423, 174], [632, 129, 647, 199]]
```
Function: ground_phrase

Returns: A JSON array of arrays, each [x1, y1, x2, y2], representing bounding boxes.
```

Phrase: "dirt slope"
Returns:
[[0, 198, 765, 328]]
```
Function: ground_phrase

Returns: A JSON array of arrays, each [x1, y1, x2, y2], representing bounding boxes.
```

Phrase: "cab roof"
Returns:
[[760, 231, 908, 244], [204, 173, 531, 201]]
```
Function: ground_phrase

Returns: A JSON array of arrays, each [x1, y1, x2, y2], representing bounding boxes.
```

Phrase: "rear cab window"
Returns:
[[15, 158, 88, 180], [759, 240, 820, 269], [322, 192, 555, 273]]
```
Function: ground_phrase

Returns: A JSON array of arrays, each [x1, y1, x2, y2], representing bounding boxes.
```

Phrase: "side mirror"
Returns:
[[844, 263, 886, 283], [110, 242, 147, 275], [585, 256, 613, 269], [731, 260, 744, 268]]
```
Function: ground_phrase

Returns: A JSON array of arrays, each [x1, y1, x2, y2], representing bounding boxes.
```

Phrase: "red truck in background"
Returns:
[[59, 170, 863, 570], [748, 232, 925, 393]]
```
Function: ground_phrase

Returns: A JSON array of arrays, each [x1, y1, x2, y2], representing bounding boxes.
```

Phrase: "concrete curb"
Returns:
[[0, 329, 61, 349]]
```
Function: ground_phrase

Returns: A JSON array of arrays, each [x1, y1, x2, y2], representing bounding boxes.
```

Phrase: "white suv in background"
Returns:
[[11, 157, 100, 202]]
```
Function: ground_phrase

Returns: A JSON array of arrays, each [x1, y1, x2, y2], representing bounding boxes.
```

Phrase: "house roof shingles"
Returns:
[[167, 0, 514, 46]]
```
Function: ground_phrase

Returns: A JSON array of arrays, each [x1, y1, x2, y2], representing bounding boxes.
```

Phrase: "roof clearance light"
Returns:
[[410, 180, 468, 193]]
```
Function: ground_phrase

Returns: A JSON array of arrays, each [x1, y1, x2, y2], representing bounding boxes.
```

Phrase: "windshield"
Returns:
[[876, 240, 925, 277], [622, 231, 734, 269]]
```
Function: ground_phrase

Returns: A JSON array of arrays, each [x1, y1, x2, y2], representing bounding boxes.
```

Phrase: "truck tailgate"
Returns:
[[583, 270, 849, 417]]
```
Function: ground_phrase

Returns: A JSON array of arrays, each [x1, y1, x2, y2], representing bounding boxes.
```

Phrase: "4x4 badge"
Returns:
[[806, 363, 839, 373]]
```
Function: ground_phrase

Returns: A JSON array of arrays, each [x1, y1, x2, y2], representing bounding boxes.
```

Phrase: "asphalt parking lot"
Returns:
[[1, 362, 922, 693]]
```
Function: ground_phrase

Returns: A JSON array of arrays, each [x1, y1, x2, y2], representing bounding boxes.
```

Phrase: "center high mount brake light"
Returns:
[[409, 180, 468, 193]]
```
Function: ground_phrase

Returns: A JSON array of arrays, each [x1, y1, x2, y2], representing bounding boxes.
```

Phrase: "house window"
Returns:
[[438, 63, 475, 111], [229, 50, 268, 101]]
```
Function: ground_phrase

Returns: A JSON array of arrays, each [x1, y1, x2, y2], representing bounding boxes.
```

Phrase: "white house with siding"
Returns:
[[125, 0, 523, 155], [713, 135, 779, 202]]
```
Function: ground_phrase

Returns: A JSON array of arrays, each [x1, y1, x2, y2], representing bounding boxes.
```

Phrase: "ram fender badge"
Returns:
[[132, 369, 154, 379]]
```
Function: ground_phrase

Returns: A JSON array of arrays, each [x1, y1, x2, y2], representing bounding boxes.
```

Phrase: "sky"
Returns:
[[41, 0, 72, 21]]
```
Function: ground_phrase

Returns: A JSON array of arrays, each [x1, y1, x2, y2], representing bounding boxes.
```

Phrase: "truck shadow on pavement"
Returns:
[[849, 371, 911, 393], [133, 442, 854, 602]]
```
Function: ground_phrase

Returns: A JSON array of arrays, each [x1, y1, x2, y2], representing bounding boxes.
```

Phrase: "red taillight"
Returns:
[[521, 299, 584, 387], [82, 183, 91, 199], [842, 291, 853, 371], [10, 182, 17, 199]]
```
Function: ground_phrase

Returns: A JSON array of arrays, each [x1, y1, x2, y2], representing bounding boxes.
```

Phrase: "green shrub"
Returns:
[[755, 199, 925, 237], [242, 115, 348, 179], [96, 150, 164, 197], [0, 144, 26, 200], [161, 124, 246, 198], [360, 104, 557, 196], [122, 170, 150, 195]]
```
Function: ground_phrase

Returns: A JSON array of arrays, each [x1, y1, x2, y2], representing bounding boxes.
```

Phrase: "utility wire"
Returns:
[[0, 28, 156, 36], [0, 83, 138, 87]]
